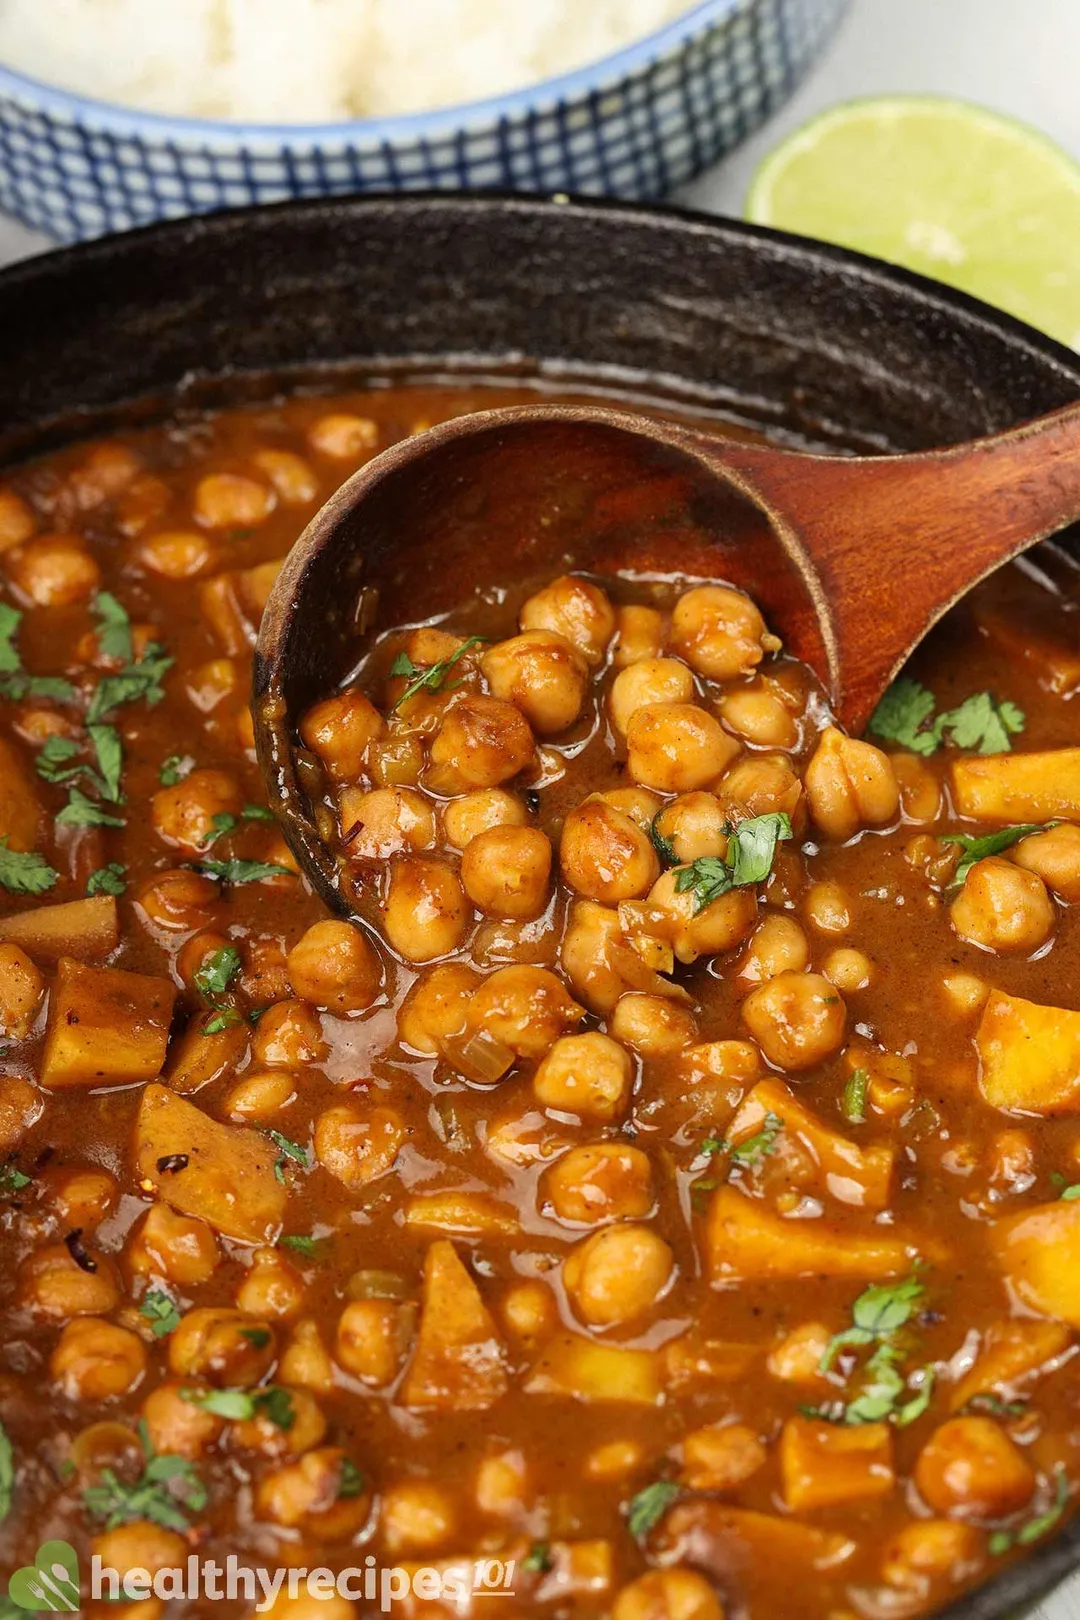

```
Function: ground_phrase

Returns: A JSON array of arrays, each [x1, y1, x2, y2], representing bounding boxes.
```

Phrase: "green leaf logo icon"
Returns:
[[7, 1541, 80, 1611]]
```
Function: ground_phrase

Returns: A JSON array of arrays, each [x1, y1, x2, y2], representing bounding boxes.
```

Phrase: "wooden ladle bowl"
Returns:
[[253, 401, 1080, 920]]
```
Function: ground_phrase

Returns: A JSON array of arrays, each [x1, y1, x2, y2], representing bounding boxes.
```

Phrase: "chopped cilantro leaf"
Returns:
[[943, 823, 1050, 885], [83, 1419, 206, 1532], [240, 1327, 271, 1349], [194, 945, 242, 1000], [139, 1288, 181, 1339], [0, 603, 21, 675], [869, 678, 938, 755], [88, 724, 124, 801], [819, 1273, 925, 1374], [242, 804, 274, 823], [0, 1421, 12, 1525], [648, 815, 678, 867], [521, 1542, 553, 1574], [279, 1234, 328, 1260], [674, 855, 732, 911], [159, 754, 192, 787], [268, 1130, 309, 1184], [56, 787, 124, 828], [674, 813, 792, 913], [1060, 1184, 1080, 1202], [936, 692, 1024, 755], [337, 1458, 365, 1500], [87, 862, 126, 897], [626, 1479, 682, 1539], [989, 1467, 1069, 1556], [34, 735, 81, 784], [202, 1008, 243, 1036], [389, 635, 486, 711], [842, 1069, 870, 1125], [0, 1162, 30, 1196], [197, 858, 291, 885], [92, 591, 133, 664], [202, 812, 238, 848], [88, 643, 173, 723], [0, 840, 58, 896]]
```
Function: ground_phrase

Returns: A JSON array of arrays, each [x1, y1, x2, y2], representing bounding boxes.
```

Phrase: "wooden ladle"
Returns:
[[253, 401, 1080, 919]]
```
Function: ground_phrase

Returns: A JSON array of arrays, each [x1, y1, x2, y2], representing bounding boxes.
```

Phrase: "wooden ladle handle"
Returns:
[[685, 402, 1080, 731]]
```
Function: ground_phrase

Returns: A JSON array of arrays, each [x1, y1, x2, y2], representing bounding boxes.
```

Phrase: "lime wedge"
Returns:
[[745, 96, 1080, 351]]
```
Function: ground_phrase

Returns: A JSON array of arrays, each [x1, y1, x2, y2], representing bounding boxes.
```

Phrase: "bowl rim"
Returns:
[[0, 0, 758, 143]]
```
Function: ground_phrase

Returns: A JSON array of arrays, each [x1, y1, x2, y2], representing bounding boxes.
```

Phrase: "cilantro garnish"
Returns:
[[870, 679, 1024, 756], [389, 635, 485, 711], [0, 839, 57, 896], [181, 1387, 295, 1431], [196, 858, 291, 886], [943, 823, 1051, 886], [337, 1458, 366, 1500], [55, 787, 124, 828], [88, 642, 173, 724], [936, 692, 1025, 755], [626, 1479, 682, 1539], [159, 754, 192, 787], [674, 812, 792, 913], [0, 1162, 30, 1196], [0, 603, 76, 704], [83, 1419, 206, 1532], [521, 1543, 553, 1575], [989, 1468, 1069, 1556], [819, 1274, 925, 1373], [278, 1233, 328, 1260], [202, 1008, 243, 1036], [842, 1069, 870, 1125], [708, 1111, 785, 1172], [648, 815, 678, 867], [87, 863, 126, 897], [92, 592, 133, 664], [194, 945, 242, 1000], [0, 604, 21, 675], [268, 1130, 309, 1184], [139, 1288, 181, 1339], [0, 1421, 12, 1525]]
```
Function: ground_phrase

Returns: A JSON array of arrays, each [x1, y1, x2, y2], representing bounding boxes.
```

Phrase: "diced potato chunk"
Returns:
[[0, 943, 44, 1038], [950, 1317, 1072, 1411], [525, 1333, 662, 1406], [951, 749, 1080, 822], [705, 1185, 917, 1284], [990, 1196, 1080, 1326], [780, 1415, 894, 1510], [0, 895, 118, 963], [41, 958, 174, 1088], [163, 1016, 249, 1095], [665, 1500, 854, 1579], [134, 1082, 286, 1244], [727, 1076, 894, 1209], [976, 991, 1080, 1113], [0, 735, 42, 851], [404, 1191, 520, 1238], [400, 1240, 507, 1411]]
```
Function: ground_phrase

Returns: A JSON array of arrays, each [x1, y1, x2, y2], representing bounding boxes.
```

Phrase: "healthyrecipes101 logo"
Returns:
[[3, 1543, 521, 1612]]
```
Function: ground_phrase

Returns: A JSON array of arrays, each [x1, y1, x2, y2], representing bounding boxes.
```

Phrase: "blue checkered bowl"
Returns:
[[0, 0, 847, 242]]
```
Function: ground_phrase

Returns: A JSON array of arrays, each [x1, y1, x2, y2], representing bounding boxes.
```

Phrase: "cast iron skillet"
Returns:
[[0, 193, 1077, 1620]]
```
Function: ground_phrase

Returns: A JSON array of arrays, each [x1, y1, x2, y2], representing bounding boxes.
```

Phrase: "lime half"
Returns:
[[745, 96, 1080, 351]]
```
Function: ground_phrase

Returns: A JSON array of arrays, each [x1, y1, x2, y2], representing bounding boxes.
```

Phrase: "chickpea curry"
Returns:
[[0, 382, 1079, 1620]]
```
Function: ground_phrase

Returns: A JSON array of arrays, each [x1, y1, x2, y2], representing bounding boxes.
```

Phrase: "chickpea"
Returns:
[[736, 914, 810, 992], [560, 899, 637, 1015], [719, 753, 803, 822], [563, 1224, 674, 1327], [300, 690, 385, 782], [611, 993, 698, 1057], [893, 753, 943, 824], [251, 1000, 328, 1067], [612, 604, 665, 667], [128, 1204, 219, 1286], [682, 1421, 766, 1491], [542, 1142, 655, 1224], [500, 1279, 558, 1344], [7, 533, 101, 605], [442, 788, 528, 849], [671, 584, 773, 681], [560, 797, 659, 904], [338, 784, 435, 860], [652, 792, 726, 863], [336, 1298, 416, 1386], [940, 972, 989, 1019], [627, 703, 739, 794], [717, 683, 799, 749], [767, 1321, 832, 1384], [0, 1072, 42, 1150], [44, 1167, 118, 1232], [460, 824, 552, 920], [741, 970, 847, 1071], [141, 1380, 224, 1459], [0, 942, 44, 1038], [225, 1070, 296, 1122], [91, 1524, 188, 1606], [51, 1317, 148, 1401], [308, 413, 379, 458], [1013, 822, 1080, 902], [279, 1318, 335, 1394], [381, 1479, 456, 1554], [881, 1520, 981, 1590], [381, 856, 469, 962], [167, 1307, 275, 1387], [70, 441, 142, 507], [519, 574, 615, 665], [193, 472, 274, 529], [476, 1450, 528, 1517], [804, 879, 851, 935], [427, 694, 535, 795], [600, 786, 664, 830], [586, 1440, 647, 1483], [645, 867, 759, 965], [255, 1446, 371, 1537], [823, 947, 873, 992], [397, 962, 479, 1055], [240, 935, 293, 1004], [805, 727, 900, 841], [610, 657, 694, 734], [17, 1243, 121, 1318], [251, 448, 319, 504], [533, 1031, 632, 1121], [315, 1100, 406, 1189], [232, 1387, 328, 1458], [136, 529, 217, 580], [151, 768, 243, 853], [0, 487, 35, 550], [286, 919, 382, 1013], [950, 857, 1055, 954], [466, 965, 584, 1059], [481, 630, 590, 735], [135, 868, 222, 935], [613, 1569, 723, 1620], [236, 1247, 307, 1321], [914, 1416, 1035, 1518]]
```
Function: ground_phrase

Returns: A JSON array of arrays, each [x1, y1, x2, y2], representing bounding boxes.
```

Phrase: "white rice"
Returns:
[[0, 0, 698, 123]]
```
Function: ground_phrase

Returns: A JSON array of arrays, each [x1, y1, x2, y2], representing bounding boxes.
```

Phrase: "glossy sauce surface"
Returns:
[[0, 382, 1078, 1620]]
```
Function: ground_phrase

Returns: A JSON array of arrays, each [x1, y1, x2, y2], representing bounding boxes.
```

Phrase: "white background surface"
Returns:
[[0, 3, 1077, 1614]]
